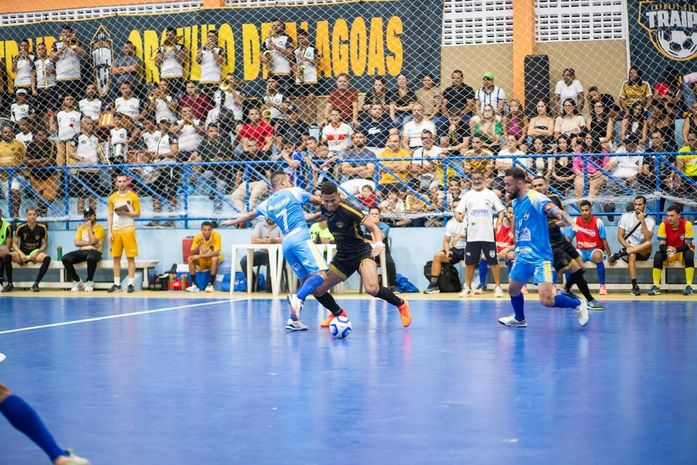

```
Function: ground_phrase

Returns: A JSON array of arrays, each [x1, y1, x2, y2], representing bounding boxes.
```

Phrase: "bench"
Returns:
[[581, 260, 686, 291], [9, 259, 159, 290]]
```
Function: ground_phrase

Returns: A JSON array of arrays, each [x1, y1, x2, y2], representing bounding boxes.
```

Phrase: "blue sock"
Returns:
[[0, 395, 66, 462], [510, 294, 525, 321], [554, 293, 580, 308], [297, 273, 325, 301], [596, 262, 606, 285], [478, 260, 488, 287], [564, 270, 572, 285]]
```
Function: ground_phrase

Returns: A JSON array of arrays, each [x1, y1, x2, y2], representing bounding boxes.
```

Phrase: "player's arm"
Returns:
[[309, 195, 322, 205], [544, 202, 574, 228], [305, 212, 322, 223], [221, 211, 259, 227]]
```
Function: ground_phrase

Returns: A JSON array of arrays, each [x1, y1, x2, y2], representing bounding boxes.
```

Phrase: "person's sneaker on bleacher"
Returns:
[[186, 284, 200, 293], [70, 280, 84, 292], [631, 284, 641, 296], [648, 285, 661, 296]]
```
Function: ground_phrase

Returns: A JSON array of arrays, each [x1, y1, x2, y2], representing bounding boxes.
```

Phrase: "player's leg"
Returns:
[[564, 256, 602, 309], [2, 251, 14, 291], [125, 230, 139, 292], [478, 259, 488, 291], [359, 258, 411, 327], [684, 249, 694, 295], [536, 261, 588, 326], [31, 252, 51, 291], [208, 256, 220, 291], [286, 241, 328, 329], [626, 242, 651, 295], [499, 259, 533, 326], [590, 249, 607, 294], [314, 269, 348, 327], [108, 233, 124, 292], [483, 242, 502, 297], [0, 383, 90, 465], [649, 248, 667, 295]]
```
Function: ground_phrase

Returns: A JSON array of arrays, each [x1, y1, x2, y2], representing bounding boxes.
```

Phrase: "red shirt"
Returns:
[[241, 121, 274, 147], [495, 220, 514, 253], [179, 93, 213, 121], [328, 88, 358, 122], [574, 215, 604, 250]]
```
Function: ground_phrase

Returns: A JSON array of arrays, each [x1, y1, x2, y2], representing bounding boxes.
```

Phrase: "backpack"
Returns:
[[395, 274, 419, 293], [424, 260, 462, 293]]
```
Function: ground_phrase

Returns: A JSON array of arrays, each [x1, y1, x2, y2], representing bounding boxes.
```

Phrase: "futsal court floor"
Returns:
[[0, 292, 695, 465]]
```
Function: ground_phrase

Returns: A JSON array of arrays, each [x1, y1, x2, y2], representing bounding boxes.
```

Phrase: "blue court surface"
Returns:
[[1, 295, 696, 465]]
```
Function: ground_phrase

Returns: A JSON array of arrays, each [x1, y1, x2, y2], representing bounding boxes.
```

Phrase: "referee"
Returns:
[[10, 208, 51, 292]]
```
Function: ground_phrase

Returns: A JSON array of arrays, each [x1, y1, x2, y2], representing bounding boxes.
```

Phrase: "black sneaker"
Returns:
[[648, 285, 661, 296], [127, 284, 135, 293], [31, 283, 39, 292], [424, 284, 440, 294], [107, 284, 121, 293], [1, 284, 13, 293], [631, 284, 641, 296], [608, 250, 624, 265]]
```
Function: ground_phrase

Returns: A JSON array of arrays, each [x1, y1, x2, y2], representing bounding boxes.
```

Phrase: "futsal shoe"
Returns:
[[285, 319, 308, 331], [58, 449, 91, 465], [1, 284, 13, 293], [683, 285, 693, 296], [397, 299, 412, 327], [498, 314, 527, 327], [320, 309, 347, 328], [574, 299, 590, 327], [599, 284, 608, 295], [31, 283, 39, 292], [588, 299, 605, 311], [287, 294, 304, 321], [648, 285, 661, 296]]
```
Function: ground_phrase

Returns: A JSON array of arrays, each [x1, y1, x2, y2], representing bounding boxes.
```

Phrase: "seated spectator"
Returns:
[[619, 65, 652, 112], [389, 73, 417, 130], [24, 129, 58, 218], [609, 134, 645, 188], [502, 99, 528, 146], [79, 83, 103, 123], [276, 107, 309, 149], [554, 98, 585, 139], [379, 189, 405, 218], [189, 124, 237, 213], [496, 204, 516, 265], [9, 208, 51, 292], [404, 191, 429, 227], [567, 200, 611, 295], [402, 103, 436, 149], [621, 101, 648, 146], [435, 70, 475, 134], [415, 73, 442, 122], [357, 104, 396, 153], [647, 99, 678, 151], [214, 73, 245, 136], [463, 136, 493, 181], [15, 118, 33, 147], [113, 82, 141, 126], [339, 131, 375, 194], [180, 81, 214, 122], [321, 109, 352, 156], [586, 86, 621, 120], [0, 124, 27, 218], [240, 108, 274, 154], [62, 207, 104, 292], [141, 79, 177, 124], [109, 113, 136, 165], [548, 136, 575, 196], [356, 184, 379, 208], [361, 77, 391, 114], [173, 106, 205, 163], [608, 195, 655, 295], [325, 73, 359, 127], [424, 204, 466, 293], [185, 221, 222, 293], [474, 71, 505, 116], [586, 99, 615, 145], [272, 143, 308, 191], [469, 104, 503, 152], [309, 220, 334, 244], [553, 68, 585, 114], [377, 134, 410, 194], [411, 129, 446, 190], [529, 137, 549, 177], [527, 100, 555, 146], [648, 205, 694, 296], [365, 206, 397, 289], [231, 138, 270, 212], [494, 135, 526, 196], [440, 113, 470, 154], [239, 218, 282, 289], [573, 134, 610, 201]]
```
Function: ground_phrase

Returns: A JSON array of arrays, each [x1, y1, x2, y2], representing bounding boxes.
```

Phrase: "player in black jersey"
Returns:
[[8, 208, 51, 292], [531, 177, 603, 310], [310, 182, 412, 328]]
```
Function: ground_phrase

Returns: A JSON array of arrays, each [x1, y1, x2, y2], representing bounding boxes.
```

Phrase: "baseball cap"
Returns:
[[16, 88, 28, 95], [83, 207, 96, 217], [483, 71, 494, 80]]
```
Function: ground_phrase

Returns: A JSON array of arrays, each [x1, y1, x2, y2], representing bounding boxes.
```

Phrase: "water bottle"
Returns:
[[181, 274, 189, 289], [57, 245, 62, 261]]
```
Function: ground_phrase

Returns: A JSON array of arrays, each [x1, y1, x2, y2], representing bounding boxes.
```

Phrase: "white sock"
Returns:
[[128, 277, 134, 286], [114, 277, 120, 286]]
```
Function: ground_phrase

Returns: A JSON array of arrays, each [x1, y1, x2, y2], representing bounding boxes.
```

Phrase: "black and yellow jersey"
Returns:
[[321, 201, 370, 256]]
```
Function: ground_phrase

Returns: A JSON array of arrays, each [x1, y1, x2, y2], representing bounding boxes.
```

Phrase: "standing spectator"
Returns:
[[554, 98, 585, 139], [109, 114, 134, 165], [402, 103, 436, 149], [321, 109, 352, 156], [78, 83, 103, 122], [527, 100, 555, 146], [50, 25, 86, 100], [389, 74, 417, 130], [69, 117, 100, 215], [339, 132, 376, 194], [12, 39, 34, 94], [0, 124, 26, 218], [362, 77, 391, 114], [568, 200, 611, 296], [179, 81, 213, 122], [9, 208, 51, 292], [502, 99, 528, 146], [62, 207, 104, 292], [143, 119, 179, 229], [215, 73, 245, 136], [109, 41, 142, 101], [188, 124, 236, 213], [609, 195, 655, 295], [196, 29, 225, 98], [293, 28, 321, 124], [619, 65, 652, 112], [648, 205, 694, 296], [415, 73, 442, 122], [50, 95, 81, 166], [620, 101, 648, 145], [553, 68, 585, 114], [424, 204, 466, 294], [186, 221, 222, 293], [230, 138, 270, 211], [276, 107, 310, 149], [15, 118, 33, 147], [154, 27, 189, 98], [586, 86, 621, 119], [434, 70, 475, 134], [462, 136, 493, 181], [10, 89, 34, 126], [263, 19, 294, 92], [470, 104, 503, 152], [32, 42, 57, 119], [475, 71, 505, 116], [240, 108, 274, 154], [357, 104, 396, 154], [107, 174, 141, 293], [325, 73, 358, 127], [142, 80, 177, 124], [261, 76, 289, 124], [377, 134, 410, 194], [586, 99, 615, 145], [173, 106, 204, 162], [24, 129, 58, 218], [681, 101, 697, 144]]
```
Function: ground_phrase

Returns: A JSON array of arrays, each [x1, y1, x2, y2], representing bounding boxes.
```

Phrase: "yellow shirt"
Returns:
[[191, 231, 222, 255], [0, 139, 26, 167], [463, 148, 493, 174], [75, 223, 105, 253], [108, 190, 141, 232], [678, 145, 697, 177], [378, 148, 410, 185], [619, 81, 651, 105]]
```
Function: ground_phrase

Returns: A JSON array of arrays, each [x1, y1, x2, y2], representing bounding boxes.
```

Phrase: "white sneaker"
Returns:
[[63, 450, 91, 465], [458, 287, 472, 298], [574, 299, 590, 327], [204, 283, 215, 293], [84, 281, 94, 292], [70, 281, 84, 292], [285, 318, 308, 331], [186, 284, 200, 293], [287, 294, 304, 320], [494, 286, 504, 298], [498, 314, 527, 327]]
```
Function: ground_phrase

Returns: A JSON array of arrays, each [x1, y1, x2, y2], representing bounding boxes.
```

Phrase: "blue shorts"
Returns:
[[283, 239, 328, 281], [578, 249, 603, 262], [509, 256, 555, 285]]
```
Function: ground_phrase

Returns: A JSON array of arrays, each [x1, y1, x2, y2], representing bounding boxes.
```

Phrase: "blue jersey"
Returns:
[[513, 189, 553, 261], [255, 187, 312, 246]]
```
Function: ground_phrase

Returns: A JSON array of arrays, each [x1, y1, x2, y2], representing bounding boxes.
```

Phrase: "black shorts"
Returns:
[[465, 241, 498, 266], [329, 245, 373, 281], [551, 239, 581, 272], [622, 250, 651, 263], [448, 247, 465, 265]]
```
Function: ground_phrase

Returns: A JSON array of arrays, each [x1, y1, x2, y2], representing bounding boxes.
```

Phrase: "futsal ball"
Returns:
[[329, 316, 352, 338]]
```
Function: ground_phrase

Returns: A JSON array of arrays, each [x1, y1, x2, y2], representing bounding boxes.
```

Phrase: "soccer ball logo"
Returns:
[[656, 29, 697, 60]]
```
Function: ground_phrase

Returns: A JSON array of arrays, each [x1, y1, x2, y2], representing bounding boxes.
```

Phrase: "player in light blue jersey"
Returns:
[[499, 168, 590, 328], [223, 172, 333, 331]]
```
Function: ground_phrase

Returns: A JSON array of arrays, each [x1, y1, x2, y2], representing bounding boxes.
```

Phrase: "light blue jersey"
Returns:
[[255, 187, 327, 280], [509, 189, 555, 284]]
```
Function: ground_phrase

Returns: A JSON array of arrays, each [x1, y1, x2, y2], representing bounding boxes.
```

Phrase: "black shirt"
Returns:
[[26, 140, 56, 181], [276, 120, 309, 148], [546, 193, 565, 245], [442, 84, 475, 115], [321, 202, 370, 256], [15, 222, 47, 254]]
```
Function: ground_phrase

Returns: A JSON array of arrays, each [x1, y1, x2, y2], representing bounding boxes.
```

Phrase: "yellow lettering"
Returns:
[[0, 41, 5, 93], [143, 30, 160, 83], [332, 19, 350, 76], [242, 23, 260, 81], [218, 23, 235, 77], [366, 18, 385, 76], [5, 40, 18, 93], [315, 21, 332, 78], [350, 17, 367, 77], [385, 16, 403, 76], [188, 25, 200, 81]]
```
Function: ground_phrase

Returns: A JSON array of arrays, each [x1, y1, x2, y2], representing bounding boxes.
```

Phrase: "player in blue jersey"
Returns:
[[498, 168, 590, 328], [222, 172, 335, 331]]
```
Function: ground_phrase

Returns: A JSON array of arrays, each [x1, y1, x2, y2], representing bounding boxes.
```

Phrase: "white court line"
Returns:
[[0, 299, 243, 335]]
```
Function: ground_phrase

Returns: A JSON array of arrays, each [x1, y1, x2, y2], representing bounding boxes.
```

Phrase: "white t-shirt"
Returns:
[[264, 35, 292, 75], [618, 212, 655, 246], [79, 98, 103, 122], [141, 130, 162, 153], [155, 97, 177, 123], [444, 217, 467, 249], [14, 55, 35, 88], [199, 47, 224, 83], [475, 86, 506, 113], [52, 43, 81, 80], [263, 92, 286, 120], [177, 120, 203, 152], [159, 44, 185, 79], [403, 119, 437, 148], [455, 188, 504, 242], [16, 132, 33, 146], [322, 123, 353, 153], [75, 134, 99, 164], [294, 46, 318, 84], [115, 97, 140, 120], [496, 148, 526, 176], [10, 103, 31, 123], [57, 110, 82, 141], [34, 58, 56, 89], [215, 89, 244, 120], [411, 145, 443, 167], [555, 79, 584, 111], [611, 148, 644, 179]]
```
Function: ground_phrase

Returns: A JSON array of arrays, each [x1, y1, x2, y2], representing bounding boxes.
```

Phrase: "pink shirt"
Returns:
[[573, 151, 609, 174]]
